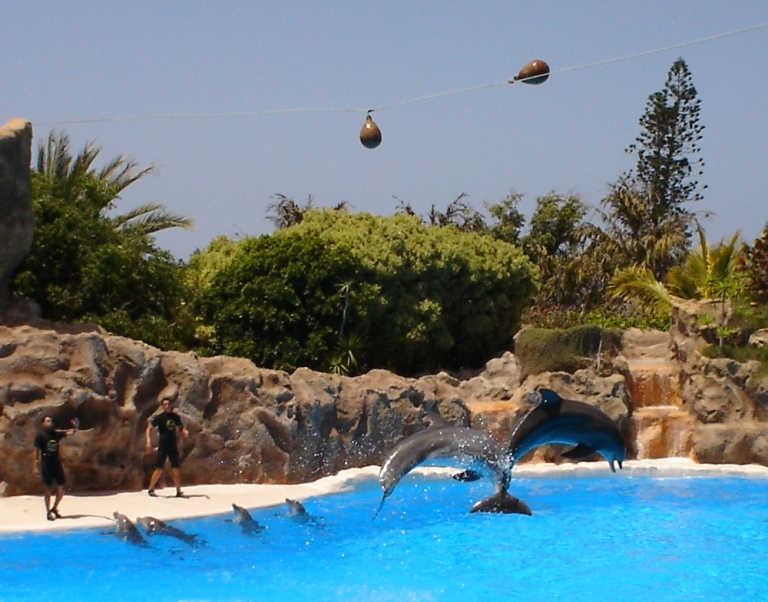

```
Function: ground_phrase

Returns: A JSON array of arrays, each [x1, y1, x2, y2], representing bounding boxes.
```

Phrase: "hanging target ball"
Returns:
[[510, 59, 550, 85], [360, 114, 382, 149]]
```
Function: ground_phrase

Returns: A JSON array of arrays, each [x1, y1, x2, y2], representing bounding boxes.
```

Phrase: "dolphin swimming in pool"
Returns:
[[376, 426, 532, 517], [508, 388, 626, 471], [113, 511, 148, 546], [136, 516, 200, 546], [231, 503, 264, 535], [285, 498, 316, 524]]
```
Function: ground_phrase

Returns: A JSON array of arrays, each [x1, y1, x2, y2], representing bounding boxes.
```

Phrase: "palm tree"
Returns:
[[14, 130, 195, 348], [37, 131, 192, 233], [609, 223, 745, 318], [592, 176, 691, 281]]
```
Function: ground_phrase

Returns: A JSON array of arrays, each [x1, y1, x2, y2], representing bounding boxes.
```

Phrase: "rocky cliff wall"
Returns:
[[0, 118, 34, 313], [2, 313, 768, 497]]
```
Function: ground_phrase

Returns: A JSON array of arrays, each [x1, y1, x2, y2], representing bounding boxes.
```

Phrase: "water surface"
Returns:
[[1, 475, 765, 601]]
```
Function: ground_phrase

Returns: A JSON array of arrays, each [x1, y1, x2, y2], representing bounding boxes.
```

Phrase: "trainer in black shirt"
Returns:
[[145, 397, 189, 497], [34, 415, 78, 520]]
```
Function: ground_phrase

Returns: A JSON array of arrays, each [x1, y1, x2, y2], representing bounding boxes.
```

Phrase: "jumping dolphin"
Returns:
[[508, 388, 626, 471], [136, 516, 200, 546], [377, 426, 532, 517], [232, 503, 264, 534], [113, 511, 148, 546]]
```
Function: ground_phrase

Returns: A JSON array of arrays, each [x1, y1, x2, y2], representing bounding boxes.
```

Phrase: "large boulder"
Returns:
[[0, 118, 34, 316]]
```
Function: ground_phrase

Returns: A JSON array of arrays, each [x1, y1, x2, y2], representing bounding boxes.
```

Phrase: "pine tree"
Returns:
[[628, 57, 706, 225], [596, 58, 706, 282]]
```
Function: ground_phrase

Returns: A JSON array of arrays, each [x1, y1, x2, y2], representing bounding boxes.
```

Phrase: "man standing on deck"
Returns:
[[34, 414, 79, 520], [145, 396, 189, 497]]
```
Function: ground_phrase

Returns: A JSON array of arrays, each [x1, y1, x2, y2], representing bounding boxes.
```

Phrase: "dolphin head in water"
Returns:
[[136, 516, 163, 534]]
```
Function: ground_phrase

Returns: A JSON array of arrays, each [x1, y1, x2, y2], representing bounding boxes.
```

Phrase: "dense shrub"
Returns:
[[515, 325, 622, 380]]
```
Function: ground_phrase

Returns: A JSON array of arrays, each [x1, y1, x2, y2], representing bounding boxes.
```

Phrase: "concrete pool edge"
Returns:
[[1, 459, 766, 534]]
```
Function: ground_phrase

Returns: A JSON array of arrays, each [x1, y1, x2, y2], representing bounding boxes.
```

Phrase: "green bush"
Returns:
[[515, 325, 622, 380], [196, 210, 539, 375], [198, 233, 372, 372], [284, 210, 539, 374]]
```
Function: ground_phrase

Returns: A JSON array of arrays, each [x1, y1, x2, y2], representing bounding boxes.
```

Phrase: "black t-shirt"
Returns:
[[35, 428, 65, 465], [151, 411, 183, 447]]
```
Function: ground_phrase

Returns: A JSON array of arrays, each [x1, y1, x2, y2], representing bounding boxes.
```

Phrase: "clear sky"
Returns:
[[3, 1, 767, 259]]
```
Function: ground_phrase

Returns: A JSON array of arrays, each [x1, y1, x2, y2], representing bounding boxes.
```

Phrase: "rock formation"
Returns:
[[2, 307, 768, 497], [0, 118, 34, 316]]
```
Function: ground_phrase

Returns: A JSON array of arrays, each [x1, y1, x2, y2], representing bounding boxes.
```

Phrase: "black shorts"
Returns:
[[156, 442, 180, 468], [41, 461, 66, 488]]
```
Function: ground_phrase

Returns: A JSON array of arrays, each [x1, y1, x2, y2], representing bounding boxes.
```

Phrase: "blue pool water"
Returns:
[[1, 475, 766, 602]]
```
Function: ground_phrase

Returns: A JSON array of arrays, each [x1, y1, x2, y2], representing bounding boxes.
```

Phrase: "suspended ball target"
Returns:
[[360, 113, 382, 149], [510, 59, 550, 85]]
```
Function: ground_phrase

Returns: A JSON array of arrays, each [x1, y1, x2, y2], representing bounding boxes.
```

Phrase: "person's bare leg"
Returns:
[[51, 484, 64, 516], [171, 468, 183, 495], [148, 468, 163, 495], [43, 488, 52, 518]]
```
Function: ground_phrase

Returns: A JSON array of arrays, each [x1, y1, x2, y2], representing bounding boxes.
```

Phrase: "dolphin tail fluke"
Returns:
[[372, 496, 386, 520], [470, 490, 532, 516]]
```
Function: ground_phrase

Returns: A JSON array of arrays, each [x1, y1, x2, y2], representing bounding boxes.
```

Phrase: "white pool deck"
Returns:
[[2, 458, 767, 534]]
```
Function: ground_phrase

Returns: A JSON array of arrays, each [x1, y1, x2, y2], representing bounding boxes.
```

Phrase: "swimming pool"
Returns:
[[1, 474, 765, 601]]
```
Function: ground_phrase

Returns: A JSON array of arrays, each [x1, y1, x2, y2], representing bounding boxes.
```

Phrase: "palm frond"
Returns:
[[112, 203, 193, 235], [608, 266, 673, 311]]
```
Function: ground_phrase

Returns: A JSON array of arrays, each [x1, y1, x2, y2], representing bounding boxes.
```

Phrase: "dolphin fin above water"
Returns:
[[452, 469, 483, 482]]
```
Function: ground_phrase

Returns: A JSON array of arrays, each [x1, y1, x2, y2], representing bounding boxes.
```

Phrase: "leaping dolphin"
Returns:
[[508, 388, 626, 471], [377, 426, 532, 517]]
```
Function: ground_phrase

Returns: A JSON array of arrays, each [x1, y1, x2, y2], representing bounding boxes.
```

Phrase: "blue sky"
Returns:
[[3, 1, 768, 259]]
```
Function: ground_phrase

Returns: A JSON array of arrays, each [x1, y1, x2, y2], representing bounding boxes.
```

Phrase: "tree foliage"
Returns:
[[629, 58, 706, 213], [609, 223, 745, 314], [520, 193, 589, 306], [484, 190, 526, 245], [198, 210, 538, 374], [739, 222, 768, 304], [198, 233, 370, 371], [286, 210, 538, 373], [11, 131, 195, 349], [590, 59, 706, 283]]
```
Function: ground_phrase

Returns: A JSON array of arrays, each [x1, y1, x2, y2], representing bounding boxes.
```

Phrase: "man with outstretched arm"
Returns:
[[34, 415, 78, 520]]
